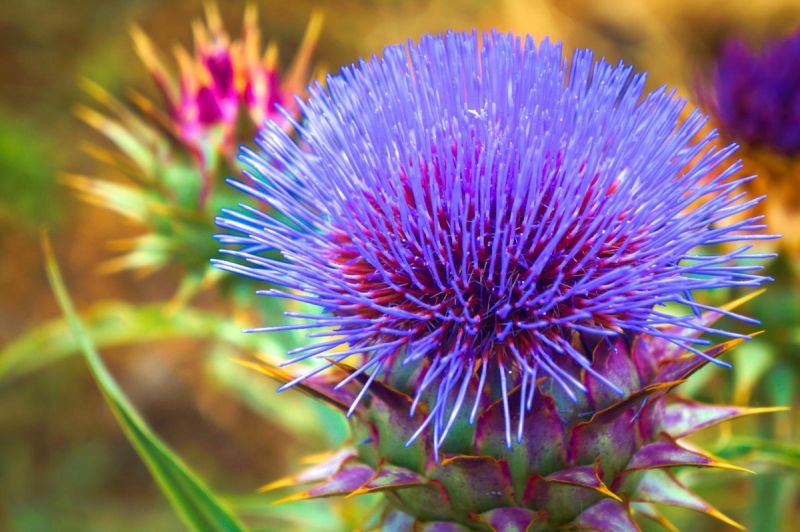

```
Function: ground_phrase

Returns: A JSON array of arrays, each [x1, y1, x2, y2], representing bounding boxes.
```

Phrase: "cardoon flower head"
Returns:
[[216, 31, 771, 453], [701, 28, 800, 155], [132, 3, 321, 165]]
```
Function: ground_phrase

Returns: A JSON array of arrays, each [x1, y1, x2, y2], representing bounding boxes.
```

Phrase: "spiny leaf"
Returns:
[[663, 397, 788, 439], [347, 463, 427, 496], [656, 336, 756, 384], [271, 462, 375, 504], [544, 462, 622, 502], [622, 435, 752, 474], [569, 406, 637, 485], [234, 358, 353, 413], [585, 380, 684, 426], [586, 336, 641, 409], [326, 358, 419, 413], [476, 389, 565, 494], [418, 521, 471, 532], [658, 288, 766, 354], [569, 499, 639, 532], [630, 469, 743, 530], [259, 449, 357, 493], [382, 508, 417, 531], [42, 231, 246, 532], [630, 502, 678, 532]]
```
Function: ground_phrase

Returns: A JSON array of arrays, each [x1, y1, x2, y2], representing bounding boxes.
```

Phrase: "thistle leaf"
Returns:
[[368, 391, 430, 474], [545, 462, 621, 502], [235, 358, 353, 413], [259, 449, 357, 492], [382, 508, 416, 531], [347, 463, 427, 496], [663, 397, 788, 438], [630, 502, 678, 532], [271, 461, 375, 504], [656, 336, 753, 383], [327, 358, 419, 413], [623, 436, 751, 473], [630, 469, 743, 530], [569, 499, 640, 531]]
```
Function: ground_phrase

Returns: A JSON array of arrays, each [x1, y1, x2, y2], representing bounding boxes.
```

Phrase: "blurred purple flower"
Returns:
[[703, 28, 800, 155], [216, 32, 771, 448]]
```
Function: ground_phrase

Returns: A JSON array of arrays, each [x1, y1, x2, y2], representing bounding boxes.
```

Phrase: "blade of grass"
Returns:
[[41, 230, 247, 532]]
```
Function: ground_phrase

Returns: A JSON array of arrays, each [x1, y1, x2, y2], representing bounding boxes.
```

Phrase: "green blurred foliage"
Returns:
[[0, 112, 59, 228]]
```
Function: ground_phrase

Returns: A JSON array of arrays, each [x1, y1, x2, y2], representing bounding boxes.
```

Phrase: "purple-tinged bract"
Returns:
[[215, 32, 770, 450], [703, 28, 800, 155]]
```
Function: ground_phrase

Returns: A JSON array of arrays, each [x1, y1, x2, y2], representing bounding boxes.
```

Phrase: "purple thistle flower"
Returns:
[[702, 28, 800, 155], [215, 32, 771, 451]]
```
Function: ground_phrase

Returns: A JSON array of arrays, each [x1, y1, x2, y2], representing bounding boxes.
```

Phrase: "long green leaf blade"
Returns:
[[41, 232, 247, 532]]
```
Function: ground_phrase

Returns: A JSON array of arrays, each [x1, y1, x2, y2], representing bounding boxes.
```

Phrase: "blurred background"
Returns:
[[1, 0, 798, 530]]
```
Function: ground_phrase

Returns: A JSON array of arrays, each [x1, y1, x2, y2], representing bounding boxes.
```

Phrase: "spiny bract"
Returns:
[[253, 304, 783, 530], [215, 31, 771, 456]]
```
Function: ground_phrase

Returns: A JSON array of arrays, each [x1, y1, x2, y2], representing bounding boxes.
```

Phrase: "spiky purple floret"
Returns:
[[705, 28, 800, 155], [215, 32, 771, 450]]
